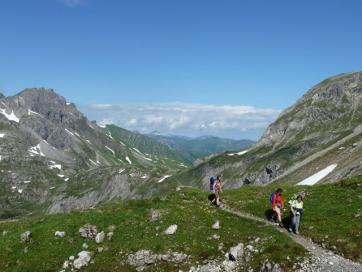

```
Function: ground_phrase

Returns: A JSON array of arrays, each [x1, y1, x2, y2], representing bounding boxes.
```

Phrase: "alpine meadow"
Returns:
[[1, 1, 362, 272]]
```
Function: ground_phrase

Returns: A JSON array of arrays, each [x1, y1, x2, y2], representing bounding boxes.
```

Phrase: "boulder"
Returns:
[[164, 225, 178, 235], [79, 224, 98, 239], [212, 221, 220, 230], [228, 243, 244, 261], [271, 263, 283, 272], [20, 231, 32, 243], [62, 260, 70, 269], [261, 260, 273, 272], [107, 225, 116, 232], [95, 231, 105, 244], [149, 209, 164, 222], [107, 232, 114, 241], [55, 231, 66, 238], [73, 251, 91, 270], [127, 250, 157, 268], [246, 245, 254, 252]]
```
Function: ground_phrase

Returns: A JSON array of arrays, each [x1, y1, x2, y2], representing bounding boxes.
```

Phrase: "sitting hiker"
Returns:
[[271, 188, 284, 227], [288, 194, 304, 234]]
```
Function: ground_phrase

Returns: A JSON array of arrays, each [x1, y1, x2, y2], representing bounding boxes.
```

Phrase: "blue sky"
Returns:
[[1, 0, 362, 139]]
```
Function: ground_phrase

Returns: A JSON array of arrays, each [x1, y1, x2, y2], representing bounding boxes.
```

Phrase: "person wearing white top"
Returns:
[[288, 195, 304, 234]]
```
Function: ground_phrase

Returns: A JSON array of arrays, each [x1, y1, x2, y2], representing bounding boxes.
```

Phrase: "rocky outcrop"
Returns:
[[20, 231, 32, 243], [79, 224, 98, 239], [48, 173, 133, 213], [126, 250, 188, 271], [164, 225, 178, 235]]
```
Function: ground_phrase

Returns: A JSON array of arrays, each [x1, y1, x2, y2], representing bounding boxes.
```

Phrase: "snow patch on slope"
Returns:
[[65, 128, 75, 137], [297, 164, 338, 186], [105, 146, 115, 155], [0, 108, 19, 122], [28, 144, 45, 157], [125, 156, 132, 164], [227, 150, 249, 156], [49, 161, 62, 170], [28, 109, 41, 116], [157, 175, 172, 183]]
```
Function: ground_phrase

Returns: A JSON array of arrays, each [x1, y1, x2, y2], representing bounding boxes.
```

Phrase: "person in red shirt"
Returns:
[[272, 188, 284, 227]]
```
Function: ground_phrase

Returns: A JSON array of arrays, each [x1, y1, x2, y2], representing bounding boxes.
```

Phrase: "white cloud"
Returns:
[[59, 0, 86, 7], [126, 118, 138, 126], [98, 118, 113, 128], [90, 103, 113, 110], [81, 102, 280, 140]]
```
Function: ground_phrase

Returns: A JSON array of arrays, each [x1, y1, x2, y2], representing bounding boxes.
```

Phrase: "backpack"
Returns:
[[209, 176, 217, 190], [269, 191, 275, 204]]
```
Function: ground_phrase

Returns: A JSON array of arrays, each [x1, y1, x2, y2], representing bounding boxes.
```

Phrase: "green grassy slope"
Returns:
[[223, 177, 362, 262], [106, 125, 189, 164], [0, 190, 306, 272]]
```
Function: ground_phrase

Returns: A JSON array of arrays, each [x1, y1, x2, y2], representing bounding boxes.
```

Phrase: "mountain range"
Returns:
[[2, 72, 362, 219], [161, 72, 362, 190], [0, 89, 254, 219], [0, 89, 190, 218]]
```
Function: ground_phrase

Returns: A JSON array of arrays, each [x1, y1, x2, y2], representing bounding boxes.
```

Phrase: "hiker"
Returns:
[[213, 177, 222, 207], [288, 194, 304, 234], [271, 188, 284, 227], [208, 175, 219, 206], [209, 175, 219, 191]]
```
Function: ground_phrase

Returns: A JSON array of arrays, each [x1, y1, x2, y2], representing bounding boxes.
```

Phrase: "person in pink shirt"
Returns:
[[213, 177, 222, 207]]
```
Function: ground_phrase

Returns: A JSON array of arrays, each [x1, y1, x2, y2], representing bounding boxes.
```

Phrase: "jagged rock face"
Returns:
[[0, 88, 185, 218], [260, 72, 362, 147], [11, 88, 82, 124]]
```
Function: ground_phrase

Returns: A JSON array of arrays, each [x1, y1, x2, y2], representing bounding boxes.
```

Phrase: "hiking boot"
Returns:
[[278, 223, 284, 228], [295, 230, 299, 234], [288, 228, 292, 232]]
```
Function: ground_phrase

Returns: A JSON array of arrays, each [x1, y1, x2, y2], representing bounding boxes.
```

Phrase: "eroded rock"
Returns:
[[212, 221, 220, 230], [55, 231, 66, 238], [20, 231, 32, 243], [164, 224, 178, 235], [228, 243, 244, 261], [73, 251, 91, 270], [95, 231, 105, 244], [79, 224, 98, 239]]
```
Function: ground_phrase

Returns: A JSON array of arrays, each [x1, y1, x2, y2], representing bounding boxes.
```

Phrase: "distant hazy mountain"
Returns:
[[148, 134, 255, 162]]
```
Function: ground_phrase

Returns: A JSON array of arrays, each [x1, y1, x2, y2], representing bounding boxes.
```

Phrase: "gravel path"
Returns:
[[222, 207, 362, 272]]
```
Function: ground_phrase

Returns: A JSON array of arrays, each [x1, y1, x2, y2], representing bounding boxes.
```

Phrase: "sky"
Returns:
[[1, 0, 362, 139]]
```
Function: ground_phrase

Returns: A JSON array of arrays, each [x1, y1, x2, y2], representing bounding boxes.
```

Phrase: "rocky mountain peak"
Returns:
[[0, 92, 4, 99], [2, 88, 83, 125], [259, 71, 362, 147]]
